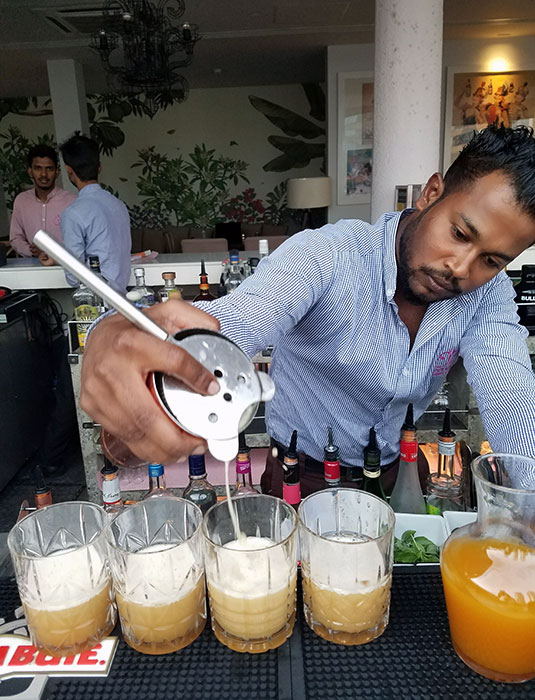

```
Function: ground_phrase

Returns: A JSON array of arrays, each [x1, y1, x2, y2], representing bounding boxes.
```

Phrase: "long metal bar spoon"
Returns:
[[33, 230, 275, 464]]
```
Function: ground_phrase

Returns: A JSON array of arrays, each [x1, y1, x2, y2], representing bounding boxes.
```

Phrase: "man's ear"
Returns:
[[64, 164, 74, 177], [414, 173, 445, 212], [27, 166, 33, 179]]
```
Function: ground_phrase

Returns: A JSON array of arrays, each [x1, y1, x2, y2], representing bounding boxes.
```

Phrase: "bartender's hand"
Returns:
[[29, 243, 40, 256], [81, 300, 221, 464]]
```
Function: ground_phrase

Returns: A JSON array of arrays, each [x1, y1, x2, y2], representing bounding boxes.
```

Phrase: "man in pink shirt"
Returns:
[[9, 145, 76, 263]]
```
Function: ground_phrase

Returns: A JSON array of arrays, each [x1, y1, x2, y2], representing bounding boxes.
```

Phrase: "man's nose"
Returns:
[[445, 253, 475, 280]]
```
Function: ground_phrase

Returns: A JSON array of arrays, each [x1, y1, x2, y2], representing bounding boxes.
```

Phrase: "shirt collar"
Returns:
[[33, 186, 60, 204], [78, 183, 101, 197]]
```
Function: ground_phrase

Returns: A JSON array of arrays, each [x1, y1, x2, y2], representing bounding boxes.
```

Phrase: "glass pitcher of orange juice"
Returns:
[[441, 453, 535, 683]]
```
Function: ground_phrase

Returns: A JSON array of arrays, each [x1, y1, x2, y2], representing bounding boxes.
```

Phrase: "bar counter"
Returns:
[[0, 570, 532, 699], [0, 251, 229, 291], [2, 244, 535, 293]]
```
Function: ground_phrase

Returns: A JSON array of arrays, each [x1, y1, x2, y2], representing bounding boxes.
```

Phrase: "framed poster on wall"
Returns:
[[337, 71, 374, 205], [443, 67, 535, 170]]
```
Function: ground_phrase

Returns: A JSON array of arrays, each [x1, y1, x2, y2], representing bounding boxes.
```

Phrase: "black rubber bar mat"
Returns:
[[0, 573, 532, 699], [294, 571, 535, 700]]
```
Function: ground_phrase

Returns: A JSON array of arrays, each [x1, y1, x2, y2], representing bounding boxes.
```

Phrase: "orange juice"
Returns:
[[441, 536, 535, 682]]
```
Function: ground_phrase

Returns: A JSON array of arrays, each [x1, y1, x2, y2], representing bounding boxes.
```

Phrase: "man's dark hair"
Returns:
[[59, 132, 100, 182], [444, 124, 535, 219], [27, 144, 58, 168]]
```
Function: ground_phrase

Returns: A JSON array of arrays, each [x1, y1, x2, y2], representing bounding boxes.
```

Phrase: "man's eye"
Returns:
[[452, 226, 467, 241], [485, 257, 500, 269]]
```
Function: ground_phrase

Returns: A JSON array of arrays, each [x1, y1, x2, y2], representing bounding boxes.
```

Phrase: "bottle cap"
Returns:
[[364, 427, 381, 467], [200, 260, 207, 276], [402, 403, 415, 431], [438, 408, 455, 439], [34, 465, 50, 495], [134, 267, 144, 275], [148, 463, 164, 477], [89, 256, 100, 267], [238, 432, 250, 455], [188, 454, 206, 476], [323, 427, 339, 461], [285, 430, 298, 462], [162, 271, 176, 280], [229, 250, 240, 264], [100, 462, 119, 477], [258, 239, 269, 256]]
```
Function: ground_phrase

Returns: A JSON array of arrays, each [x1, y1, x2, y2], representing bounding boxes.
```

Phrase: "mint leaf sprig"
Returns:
[[394, 529, 440, 563]]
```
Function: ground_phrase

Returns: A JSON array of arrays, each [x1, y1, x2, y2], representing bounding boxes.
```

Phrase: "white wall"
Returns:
[[327, 35, 535, 225]]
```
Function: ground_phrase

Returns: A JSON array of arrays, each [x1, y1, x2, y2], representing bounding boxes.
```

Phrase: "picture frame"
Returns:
[[443, 66, 535, 170], [337, 71, 374, 205]]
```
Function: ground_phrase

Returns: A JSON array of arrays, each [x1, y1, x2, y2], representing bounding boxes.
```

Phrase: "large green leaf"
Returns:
[[263, 137, 325, 172], [249, 96, 325, 139], [302, 83, 326, 122], [90, 120, 125, 156]]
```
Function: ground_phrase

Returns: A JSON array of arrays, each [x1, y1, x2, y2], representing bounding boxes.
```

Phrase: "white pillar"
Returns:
[[47, 59, 90, 191], [371, 0, 443, 221]]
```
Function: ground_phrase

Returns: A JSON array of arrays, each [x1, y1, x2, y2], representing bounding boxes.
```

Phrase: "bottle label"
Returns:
[[102, 478, 121, 504], [283, 482, 301, 505], [363, 468, 380, 479], [236, 459, 251, 475], [438, 439, 456, 456], [426, 502, 441, 515], [324, 460, 340, 481], [400, 439, 418, 462]]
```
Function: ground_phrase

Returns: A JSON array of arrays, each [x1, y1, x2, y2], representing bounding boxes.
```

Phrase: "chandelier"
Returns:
[[91, 0, 201, 117]]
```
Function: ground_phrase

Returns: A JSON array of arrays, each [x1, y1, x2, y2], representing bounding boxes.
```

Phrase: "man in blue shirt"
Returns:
[[60, 133, 131, 294], [80, 125, 535, 492]]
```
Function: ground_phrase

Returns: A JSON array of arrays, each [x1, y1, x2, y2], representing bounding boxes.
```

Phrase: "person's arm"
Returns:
[[9, 197, 32, 257], [80, 228, 336, 463], [459, 272, 535, 457], [194, 228, 336, 356], [60, 207, 86, 287]]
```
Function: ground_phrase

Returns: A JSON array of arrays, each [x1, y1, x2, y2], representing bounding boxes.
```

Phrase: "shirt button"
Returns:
[[402, 368, 409, 376], [387, 288, 395, 296]]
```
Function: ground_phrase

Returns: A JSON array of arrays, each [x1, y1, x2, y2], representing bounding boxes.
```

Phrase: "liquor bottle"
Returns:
[[248, 257, 260, 274], [282, 430, 301, 510], [130, 267, 156, 308], [233, 433, 259, 496], [143, 463, 175, 500], [183, 454, 218, 514], [158, 271, 182, 303], [323, 427, 341, 487], [488, 78, 493, 94], [389, 404, 427, 514], [258, 239, 269, 259], [193, 260, 216, 301], [225, 250, 245, 294], [426, 409, 464, 514], [362, 428, 387, 501], [100, 461, 123, 515], [73, 282, 99, 349], [515, 265, 535, 334], [34, 466, 53, 509], [88, 256, 107, 314], [217, 272, 227, 298]]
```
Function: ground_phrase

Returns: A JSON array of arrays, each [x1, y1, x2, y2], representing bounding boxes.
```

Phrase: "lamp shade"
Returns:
[[286, 177, 332, 209]]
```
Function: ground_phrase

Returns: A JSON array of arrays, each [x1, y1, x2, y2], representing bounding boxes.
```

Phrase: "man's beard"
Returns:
[[397, 210, 461, 305]]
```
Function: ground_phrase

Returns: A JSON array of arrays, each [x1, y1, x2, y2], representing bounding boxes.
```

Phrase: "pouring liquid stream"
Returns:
[[224, 460, 246, 545]]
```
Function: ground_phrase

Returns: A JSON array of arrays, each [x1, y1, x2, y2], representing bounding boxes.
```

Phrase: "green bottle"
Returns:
[[362, 428, 387, 501]]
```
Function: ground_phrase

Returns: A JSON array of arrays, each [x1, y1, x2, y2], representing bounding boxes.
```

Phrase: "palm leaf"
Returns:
[[249, 96, 324, 138]]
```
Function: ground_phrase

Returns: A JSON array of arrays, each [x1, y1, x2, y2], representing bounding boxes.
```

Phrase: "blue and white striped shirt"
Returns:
[[196, 211, 535, 465]]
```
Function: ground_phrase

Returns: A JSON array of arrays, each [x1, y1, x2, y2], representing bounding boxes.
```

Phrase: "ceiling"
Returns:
[[1, 0, 535, 97]]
